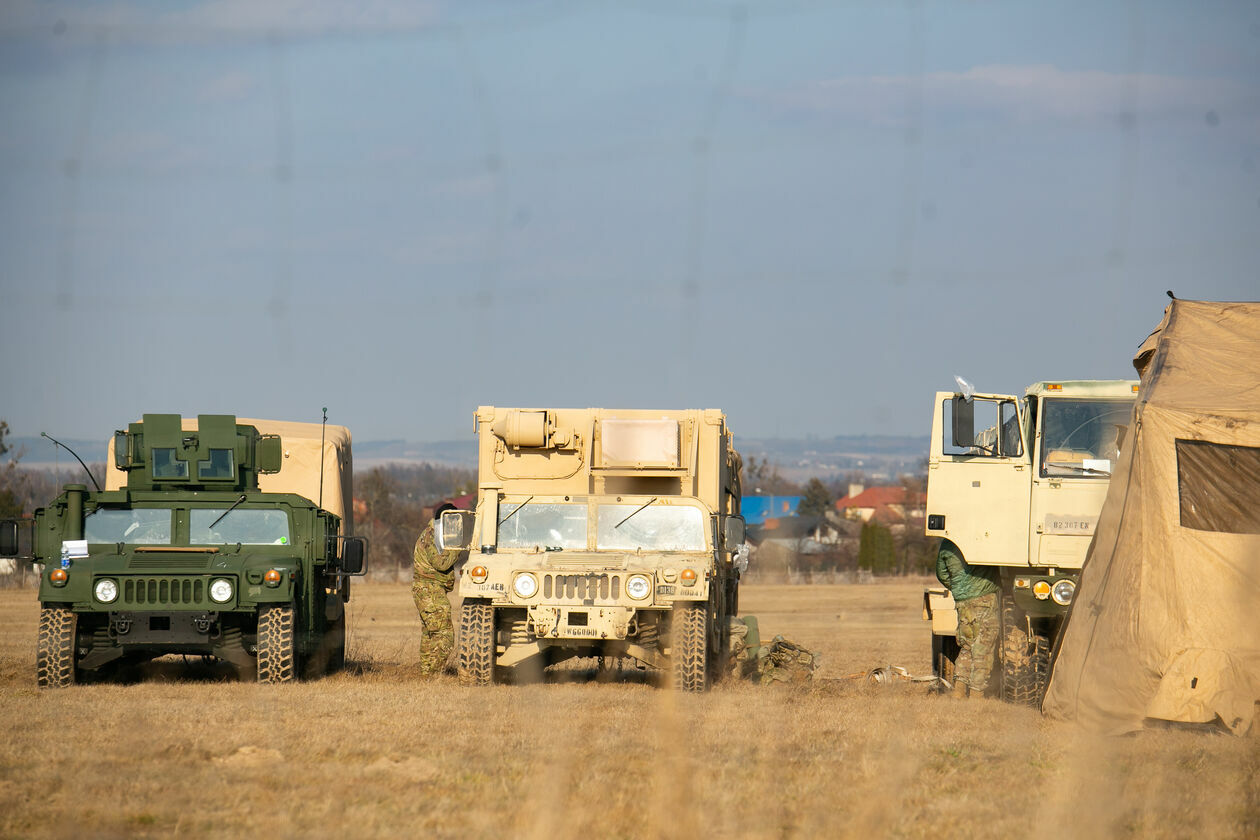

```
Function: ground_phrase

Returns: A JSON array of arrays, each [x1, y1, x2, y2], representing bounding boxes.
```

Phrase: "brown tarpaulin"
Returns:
[[1042, 300, 1260, 734]]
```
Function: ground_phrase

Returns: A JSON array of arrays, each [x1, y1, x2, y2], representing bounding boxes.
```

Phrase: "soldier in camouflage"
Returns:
[[935, 539, 1000, 698], [727, 615, 820, 685], [412, 503, 459, 676]]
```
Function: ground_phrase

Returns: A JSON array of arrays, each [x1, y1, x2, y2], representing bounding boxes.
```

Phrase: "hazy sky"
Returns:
[[2, 1, 1257, 444]]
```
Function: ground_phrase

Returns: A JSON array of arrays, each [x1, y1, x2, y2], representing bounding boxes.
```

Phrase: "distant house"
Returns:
[[747, 514, 862, 573], [741, 495, 801, 526], [834, 484, 925, 533]]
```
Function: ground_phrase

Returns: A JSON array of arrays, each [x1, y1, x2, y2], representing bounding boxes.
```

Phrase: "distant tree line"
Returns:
[[354, 463, 476, 579]]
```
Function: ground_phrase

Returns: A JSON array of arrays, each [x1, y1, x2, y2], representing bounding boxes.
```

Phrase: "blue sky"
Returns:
[[1, 1, 1257, 445]]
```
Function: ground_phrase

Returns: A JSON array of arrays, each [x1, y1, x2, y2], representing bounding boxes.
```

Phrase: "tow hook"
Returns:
[[114, 617, 132, 636], [194, 614, 212, 633]]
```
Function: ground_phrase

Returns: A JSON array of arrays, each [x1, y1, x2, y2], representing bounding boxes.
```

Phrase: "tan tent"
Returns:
[[105, 417, 354, 535], [1043, 299, 1260, 734]]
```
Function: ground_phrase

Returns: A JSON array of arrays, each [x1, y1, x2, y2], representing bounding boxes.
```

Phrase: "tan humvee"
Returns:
[[439, 407, 745, 691], [922, 380, 1138, 703]]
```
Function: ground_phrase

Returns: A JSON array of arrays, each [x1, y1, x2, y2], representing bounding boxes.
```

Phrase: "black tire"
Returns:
[[257, 603, 297, 684], [999, 593, 1049, 705], [37, 606, 76, 688], [932, 633, 959, 692], [328, 614, 346, 673], [457, 601, 495, 686], [671, 601, 708, 692]]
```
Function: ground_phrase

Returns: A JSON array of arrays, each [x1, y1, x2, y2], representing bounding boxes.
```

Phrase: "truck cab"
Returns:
[[922, 381, 1138, 702]]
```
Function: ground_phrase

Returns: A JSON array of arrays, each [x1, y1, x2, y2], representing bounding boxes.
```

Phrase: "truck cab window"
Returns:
[[944, 397, 1021, 458], [1039, 399, 1131, 478]]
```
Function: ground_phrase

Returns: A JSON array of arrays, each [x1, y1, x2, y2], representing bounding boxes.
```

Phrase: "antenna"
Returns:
[[318, 407, 327, 511], [41, 432, 102, 492]]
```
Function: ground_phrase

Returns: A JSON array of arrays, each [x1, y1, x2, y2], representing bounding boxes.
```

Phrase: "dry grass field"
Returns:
[[0, 580, 1255, 839]]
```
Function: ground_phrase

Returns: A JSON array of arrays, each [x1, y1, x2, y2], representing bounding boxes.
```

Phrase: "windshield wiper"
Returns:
[[1045, 462, 1111, 476], [615, 497, 658, 529], [208, 494, 249, 529], [498, 496, 533, 526]]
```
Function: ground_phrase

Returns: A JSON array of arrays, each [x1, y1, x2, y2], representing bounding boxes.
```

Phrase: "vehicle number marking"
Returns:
[[1043, 515, 1097, 535]]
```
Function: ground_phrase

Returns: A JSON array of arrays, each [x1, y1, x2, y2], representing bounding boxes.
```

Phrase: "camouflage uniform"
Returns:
[[727, 616, 820, 685], [936, 540, 1000, 697], [412, 522, 459, 676]]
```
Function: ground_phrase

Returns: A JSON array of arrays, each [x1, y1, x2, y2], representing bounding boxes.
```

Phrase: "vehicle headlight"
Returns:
[[1051, 579, 1076, 606], [94, 578, 118, 603], [513, 573, 538, 599], [209, 578, 234, 603], [626, 574, 652, 600]]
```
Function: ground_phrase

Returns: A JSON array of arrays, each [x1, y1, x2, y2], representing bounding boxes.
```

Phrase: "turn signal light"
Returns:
[[1032, 580, 1052, 600], [680, 568, 698, 586], [469, 565, 489, 584], [50, 568, 68, 585], [264, 569, 282, 587]]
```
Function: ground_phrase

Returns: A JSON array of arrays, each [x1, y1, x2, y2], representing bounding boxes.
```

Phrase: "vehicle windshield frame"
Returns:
[[495, 499, 589, 551], [492, 496, 712, 552], [1038, 397, 1133, 479], [84, 506, 174, 545], [595, 499, 709, 552], [189, 506, 293, 546]]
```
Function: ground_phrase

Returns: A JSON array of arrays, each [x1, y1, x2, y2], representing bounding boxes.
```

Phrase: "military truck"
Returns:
[[921, 381, 1138, 704], [437, 407, 745, 691], [0, 414, 365, 686]]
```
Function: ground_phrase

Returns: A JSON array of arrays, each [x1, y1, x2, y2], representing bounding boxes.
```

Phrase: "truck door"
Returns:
[[926, 391, 1032, 568]]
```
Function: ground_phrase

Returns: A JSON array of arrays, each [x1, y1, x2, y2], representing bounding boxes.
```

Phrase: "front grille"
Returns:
[[128, 556, 212, 570], [121, 577, 207, 607], [543, 573, 621, 602]]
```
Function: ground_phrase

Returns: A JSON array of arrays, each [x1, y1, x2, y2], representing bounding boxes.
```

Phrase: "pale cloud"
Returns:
[[199, 70, 256, 103], [437, 173, 496, 199], [750, 64, 1254, 125]]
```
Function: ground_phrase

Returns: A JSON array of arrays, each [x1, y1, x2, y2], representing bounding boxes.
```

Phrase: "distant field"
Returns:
[[0, 580, 1254, 839]]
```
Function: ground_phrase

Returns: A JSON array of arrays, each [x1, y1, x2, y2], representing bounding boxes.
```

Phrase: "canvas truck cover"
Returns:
[[105, 417, 355, 535], [1043, 300, 1260, 734]]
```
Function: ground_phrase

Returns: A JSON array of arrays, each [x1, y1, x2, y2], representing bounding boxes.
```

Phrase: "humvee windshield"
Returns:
[[1040, 399, 1132, 478], [84, 509, 173, 544], [596, 504, 706, 551], [497, 502, 586, 550], [191, 508, 290, 545]]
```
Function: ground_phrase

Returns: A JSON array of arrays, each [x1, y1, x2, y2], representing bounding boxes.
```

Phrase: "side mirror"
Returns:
[[723, 515, 746, 548], [340, 536, 367, 575], [0, 520, 18, 557], [113, 431, 130, 470], [257, 435, 283, 474], [437, 510, 474, 551], [951, 395, 975, 448]]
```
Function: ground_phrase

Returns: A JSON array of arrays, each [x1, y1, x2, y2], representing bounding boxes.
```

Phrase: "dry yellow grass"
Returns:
[[0, 580, 1255, 839]]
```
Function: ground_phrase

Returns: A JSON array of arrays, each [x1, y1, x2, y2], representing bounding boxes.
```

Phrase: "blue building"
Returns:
[[741, 495, 801, 526]]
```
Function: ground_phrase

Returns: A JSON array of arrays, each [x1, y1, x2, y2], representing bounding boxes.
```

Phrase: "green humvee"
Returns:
[[0, 414, 366, 686]]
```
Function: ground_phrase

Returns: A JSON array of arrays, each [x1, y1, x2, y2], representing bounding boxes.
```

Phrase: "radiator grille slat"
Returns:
[[540, 573, 625, 604], [117, 576, 213, 607]]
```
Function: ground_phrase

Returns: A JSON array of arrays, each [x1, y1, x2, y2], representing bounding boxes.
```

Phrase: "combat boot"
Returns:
[[950, 679, 969, 699]]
